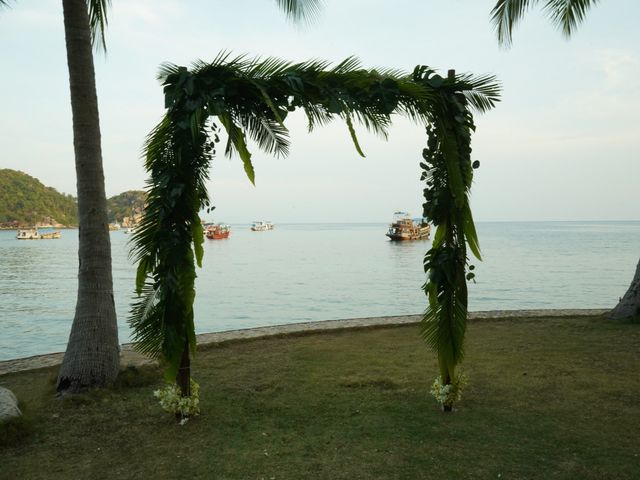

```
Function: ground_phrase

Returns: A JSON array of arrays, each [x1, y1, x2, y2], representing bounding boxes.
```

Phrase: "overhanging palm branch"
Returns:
[[491, 0, 600, 46], [275, 0, 323, 24], [87, 0, 110, 52]]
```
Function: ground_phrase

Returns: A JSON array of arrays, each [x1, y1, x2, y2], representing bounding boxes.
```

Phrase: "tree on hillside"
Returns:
[[0, 0, 324, 393], [490, 0, 639, 320]]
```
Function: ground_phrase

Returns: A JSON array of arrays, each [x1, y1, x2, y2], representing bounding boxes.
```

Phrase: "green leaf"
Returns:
[[192, 220, 204, 268], [432, 221, 448, 248], [345, 114, 366, 158], [135, 257, 149, 295], [219, 114, 256, 185], [252, 81, 286, 126], [462, 206, 482, 261], [440, 133, 465, 209]]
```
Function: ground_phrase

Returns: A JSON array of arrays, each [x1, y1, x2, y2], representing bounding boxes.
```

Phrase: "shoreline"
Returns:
[[0, 308, 609, 376]]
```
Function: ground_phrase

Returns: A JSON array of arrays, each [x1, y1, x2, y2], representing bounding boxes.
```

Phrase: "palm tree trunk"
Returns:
[[609, 259, 640, 320], [56, 0, 119, 393]]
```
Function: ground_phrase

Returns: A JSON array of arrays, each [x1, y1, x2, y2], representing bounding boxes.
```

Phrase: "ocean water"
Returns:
[[0, 222, 638, 361]]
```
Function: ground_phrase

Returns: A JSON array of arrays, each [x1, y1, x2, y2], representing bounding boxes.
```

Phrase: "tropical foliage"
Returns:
[[491, 0, 599, 46], [414, 68, 500, 409], [129, 53, 500, 412], [0, 169, 77, 226]]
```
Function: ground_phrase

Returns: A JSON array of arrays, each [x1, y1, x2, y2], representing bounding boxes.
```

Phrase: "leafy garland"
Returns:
[[129, 53, 500, 413], [415, 67, 496, 410]]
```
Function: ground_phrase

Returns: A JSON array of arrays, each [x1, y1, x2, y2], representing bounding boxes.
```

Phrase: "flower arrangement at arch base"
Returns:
[[430, 373, 467, 412], [154, 379, 201, 425]]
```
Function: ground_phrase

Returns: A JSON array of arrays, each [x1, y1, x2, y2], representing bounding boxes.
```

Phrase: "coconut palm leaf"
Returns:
[[88, 0, 110, 52], [455, 72, 502, 114], [275, 0, 323, 23], [420, 247, 468, 381], [491, 0, 600, 46], [544, 0, 600, 37]]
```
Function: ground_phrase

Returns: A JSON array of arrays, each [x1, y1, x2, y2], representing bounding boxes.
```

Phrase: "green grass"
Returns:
[[1, 316, 639, 479]]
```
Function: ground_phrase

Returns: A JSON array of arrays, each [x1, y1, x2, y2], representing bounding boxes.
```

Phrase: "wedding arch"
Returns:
[[129, 52, 500, 413]]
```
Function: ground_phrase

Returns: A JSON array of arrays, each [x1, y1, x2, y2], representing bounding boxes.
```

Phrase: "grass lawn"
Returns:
[[1, 315, 639, 479]]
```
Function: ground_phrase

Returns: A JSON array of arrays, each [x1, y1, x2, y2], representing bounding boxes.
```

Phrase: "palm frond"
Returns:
[[87, 0, 111, 53], [456, 72, 502, 113], [420, 270, 468, 381], [129, 282, 164, 359], [491, 0, 537, 47], [219, 113, 256, 184], [492, 0, 598, 46], [157, 62, 182, 82], [543, 0, 599, 37], [329, 56, 362, 74], [241, 114, 291, 158], [274, 0, 323, 24]]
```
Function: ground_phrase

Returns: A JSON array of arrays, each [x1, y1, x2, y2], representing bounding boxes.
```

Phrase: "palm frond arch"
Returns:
[[129, 53, 501, 412]]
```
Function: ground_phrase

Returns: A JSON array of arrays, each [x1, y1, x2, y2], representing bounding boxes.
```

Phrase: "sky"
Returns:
[[0, 0, 638, 223]]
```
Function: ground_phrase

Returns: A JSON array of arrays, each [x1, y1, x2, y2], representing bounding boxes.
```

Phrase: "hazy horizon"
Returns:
[[1, 0, 638, 223]]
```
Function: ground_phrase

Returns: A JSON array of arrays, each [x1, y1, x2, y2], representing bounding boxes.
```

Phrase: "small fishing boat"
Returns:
[[251, 221, 274, 231], [385, 212, 430, 241], [16, 228, 61, 240], [206, 223, 231, 239]]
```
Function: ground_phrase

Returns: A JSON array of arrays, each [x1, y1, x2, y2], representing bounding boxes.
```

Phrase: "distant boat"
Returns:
[[251, 221, 274, 231], [206, 224, 230, 239], [124, 225, 137, 234], [385, 212, 430, 241], [16, 228, 61, 240]]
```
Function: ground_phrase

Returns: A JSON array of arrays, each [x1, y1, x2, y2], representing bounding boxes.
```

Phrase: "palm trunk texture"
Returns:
[[56, 0, 120, 393], [609, 258, 640, 320]]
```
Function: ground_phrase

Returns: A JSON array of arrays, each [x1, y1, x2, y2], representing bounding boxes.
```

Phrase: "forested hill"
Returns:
[[0, 169, 77, 227], [0, 169, 146, 227], [107, 190, 146, 223]]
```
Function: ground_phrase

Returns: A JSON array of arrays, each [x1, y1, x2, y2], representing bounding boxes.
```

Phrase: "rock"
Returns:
[[0, 387, 22, 422]]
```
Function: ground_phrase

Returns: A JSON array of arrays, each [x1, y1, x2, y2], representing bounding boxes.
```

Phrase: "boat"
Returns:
[[16, 228, 61, 240], [206, 223, 231, 239], [251, 221, 274, 231], [124, 226, 137, 234], [385, 212, 430, 241]]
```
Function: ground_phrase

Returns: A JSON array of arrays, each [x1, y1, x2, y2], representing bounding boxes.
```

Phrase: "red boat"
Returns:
[[205, 224, 230, 239]]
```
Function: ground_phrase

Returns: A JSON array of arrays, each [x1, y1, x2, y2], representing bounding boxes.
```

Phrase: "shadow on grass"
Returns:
[[0, 402, 34, 448]]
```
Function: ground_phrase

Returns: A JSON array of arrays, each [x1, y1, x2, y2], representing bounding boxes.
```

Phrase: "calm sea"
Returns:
[[1, 222, 638, 361]]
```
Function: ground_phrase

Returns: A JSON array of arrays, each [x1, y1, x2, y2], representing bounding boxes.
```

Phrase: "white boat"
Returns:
[[16, 228, 61, 240], [251, 221, 274, 231]]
